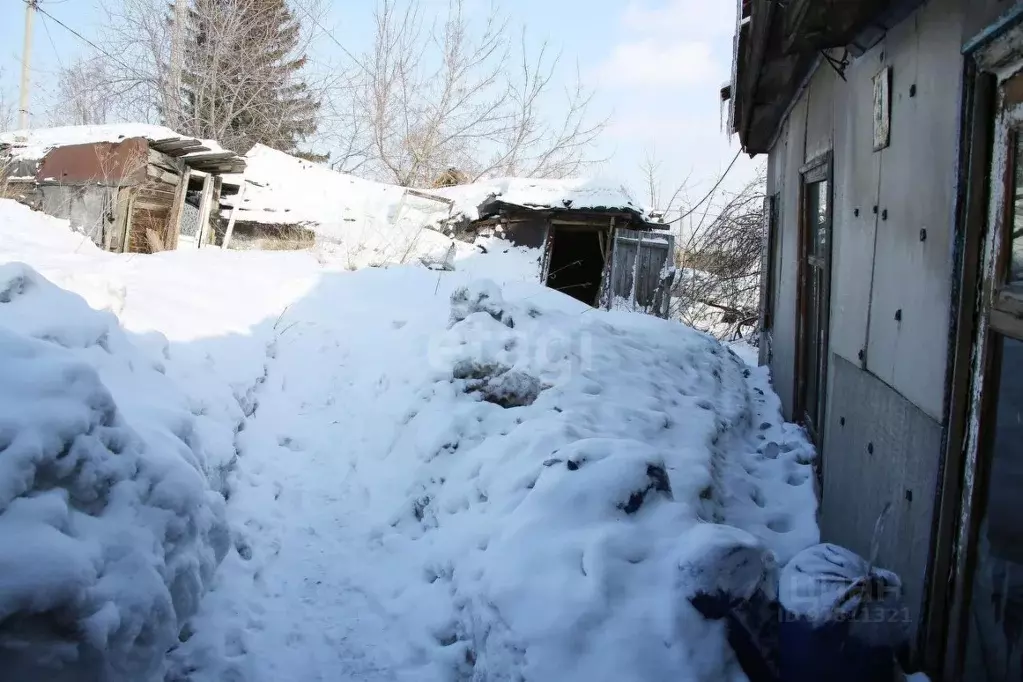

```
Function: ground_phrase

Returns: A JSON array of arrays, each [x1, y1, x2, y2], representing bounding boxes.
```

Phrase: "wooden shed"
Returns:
[[0, 126, 246, 253], [468, 197, 675, 317]]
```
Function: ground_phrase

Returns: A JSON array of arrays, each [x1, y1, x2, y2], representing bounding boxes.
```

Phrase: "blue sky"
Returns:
[[0, 0, 758, 206]]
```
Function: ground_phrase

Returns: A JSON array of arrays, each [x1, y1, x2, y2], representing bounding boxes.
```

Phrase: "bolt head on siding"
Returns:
[[920, 228, 927, 242]]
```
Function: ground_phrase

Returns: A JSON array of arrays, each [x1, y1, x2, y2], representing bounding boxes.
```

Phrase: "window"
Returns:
[[762, 194, 780, 331], [963, 335, 1023, 681], [1010, 134, 1023, 286], [797, 155, 832, 448]]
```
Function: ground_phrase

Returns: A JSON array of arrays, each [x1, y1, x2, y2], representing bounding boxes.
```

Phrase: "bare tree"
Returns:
[[47, 58, 117, 126], [0, 73, 16, 131], [354, 0, 606, 186], [639, 148, 663, 210], [669, 168, 767, 341], [61, 0, 605, 184]]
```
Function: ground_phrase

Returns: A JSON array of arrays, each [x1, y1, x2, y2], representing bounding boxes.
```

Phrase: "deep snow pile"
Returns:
[[0, 262, 229, 681], [0, 198, 818, 682]]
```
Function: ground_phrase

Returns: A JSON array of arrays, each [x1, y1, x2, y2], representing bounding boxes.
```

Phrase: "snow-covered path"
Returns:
[[0, 201, 819, 682], [167, 268, 818, 682]]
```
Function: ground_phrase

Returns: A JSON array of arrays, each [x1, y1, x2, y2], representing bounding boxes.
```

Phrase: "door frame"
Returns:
[[932, 19, 1023, 679], [794, 150, 834, 450]]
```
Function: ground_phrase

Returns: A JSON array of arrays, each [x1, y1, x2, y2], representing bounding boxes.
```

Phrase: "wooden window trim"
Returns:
[[794, 150, 833, 443], [762, 193, 780, 332], [941, 33, 1023, 680]]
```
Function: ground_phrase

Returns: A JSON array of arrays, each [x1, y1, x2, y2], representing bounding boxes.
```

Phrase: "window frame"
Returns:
[[991, 126, 1023, 338], [761, 192, 780, 333], [794, 150, 834, 449]]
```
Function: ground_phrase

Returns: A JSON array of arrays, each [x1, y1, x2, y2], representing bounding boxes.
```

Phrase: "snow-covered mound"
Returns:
[[0, 198, 818, 681], [0, 263, 229, 681], [222, 145, 461, 266], [222, 144, 410, 227]]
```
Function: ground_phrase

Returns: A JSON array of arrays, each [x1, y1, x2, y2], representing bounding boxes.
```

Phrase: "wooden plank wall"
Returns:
[[127, 151, 184, 253]]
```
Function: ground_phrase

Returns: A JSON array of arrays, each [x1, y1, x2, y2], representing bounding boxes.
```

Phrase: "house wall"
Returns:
[[762, 0, 975, 647]]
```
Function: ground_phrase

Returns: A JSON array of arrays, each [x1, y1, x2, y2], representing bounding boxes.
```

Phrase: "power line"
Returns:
[[665, 148, 743, 226], [39, 11, 64, 71], [25, 0, 135, 74]]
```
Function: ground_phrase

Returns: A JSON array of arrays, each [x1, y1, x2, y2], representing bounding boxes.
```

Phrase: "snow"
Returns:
[[0, 262, 230, 680], [0, 124, 232, 164], [430, 176, 656, 223], [0, 197, 819, 681], [221, 144, 461, 267]]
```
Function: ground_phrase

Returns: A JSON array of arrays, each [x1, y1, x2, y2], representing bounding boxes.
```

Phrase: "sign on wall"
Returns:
[[873, 66, 892, 151]]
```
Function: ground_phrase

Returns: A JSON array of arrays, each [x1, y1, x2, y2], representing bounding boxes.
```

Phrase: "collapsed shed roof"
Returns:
[[0, 124, 246, 174]]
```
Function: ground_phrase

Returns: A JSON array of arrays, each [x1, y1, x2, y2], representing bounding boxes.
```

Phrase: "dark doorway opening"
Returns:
[[545, 227, 605, 305]]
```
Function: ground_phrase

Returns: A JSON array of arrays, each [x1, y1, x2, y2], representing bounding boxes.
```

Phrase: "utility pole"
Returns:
[[19, 0, 37, 130], [168, 0, 188, 129]]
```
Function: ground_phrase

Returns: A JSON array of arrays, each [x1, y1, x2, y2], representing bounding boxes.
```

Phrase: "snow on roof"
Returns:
[[428, 177, 656, 223], [222, 144, 454, 230], [0, 124, 245, 173]]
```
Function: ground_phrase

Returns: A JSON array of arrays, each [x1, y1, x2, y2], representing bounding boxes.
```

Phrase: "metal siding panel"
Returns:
[[771, 95, 809, 421], [830, 42, 884, 368], [867, 0, 963, 420], [822, 355, 942, 641], [804, 58, 836, 163], [37, 139, 149, 186]]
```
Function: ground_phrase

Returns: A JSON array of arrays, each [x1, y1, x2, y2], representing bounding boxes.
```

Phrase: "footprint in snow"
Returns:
[[277, 435, 303, 452], [786, 472, 809, 486]]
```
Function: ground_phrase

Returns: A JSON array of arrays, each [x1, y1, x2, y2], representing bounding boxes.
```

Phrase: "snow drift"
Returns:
[[0, 197, 819, 682], [0, 262, 229, 681]]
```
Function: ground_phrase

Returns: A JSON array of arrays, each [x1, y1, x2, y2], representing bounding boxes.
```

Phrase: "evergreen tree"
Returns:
[[174, 0, 322, 157]]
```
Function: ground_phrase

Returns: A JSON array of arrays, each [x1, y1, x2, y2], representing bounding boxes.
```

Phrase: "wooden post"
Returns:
[[166, 166, 191, 251], [120, 190, 136, 253], [631, 229, 643, 308], [209, 175, 223, 245], [195, 172, 213, 248], [222, 181, 245, 250]]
